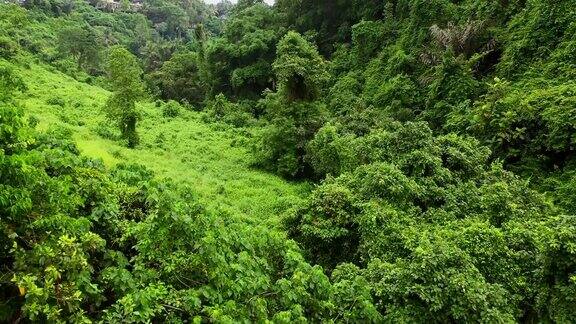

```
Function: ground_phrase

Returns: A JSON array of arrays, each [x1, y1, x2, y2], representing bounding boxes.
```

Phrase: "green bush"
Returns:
[[94, 121, 118, 140], [0, 36, 18, 58], [205, 94, 256, 127], [161, 100, 182, 118], [46, 96, 65, 107], [27, 114, 40, 127], [306, 123, 358, 177]]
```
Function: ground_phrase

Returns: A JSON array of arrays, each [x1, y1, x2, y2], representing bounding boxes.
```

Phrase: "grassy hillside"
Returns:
[[8, 57, 308, 226]]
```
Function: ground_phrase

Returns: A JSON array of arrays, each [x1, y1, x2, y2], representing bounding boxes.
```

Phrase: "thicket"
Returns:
[[2, 0, 576, 322], [1, 64, 380, 322]]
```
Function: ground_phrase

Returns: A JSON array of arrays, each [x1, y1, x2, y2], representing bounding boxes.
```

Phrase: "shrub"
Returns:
[[207, 93, 230, 119], [27, 115, 40, 128], [162, 100, 181, 118], [222, 109, 255, 128], [306, 123, 358, 177], [373, 74, 421, 121], [205, 94, 256, 127], [46, 96, 66, 107], [94, 121, 118, 140], [0, 36, 18, 58]]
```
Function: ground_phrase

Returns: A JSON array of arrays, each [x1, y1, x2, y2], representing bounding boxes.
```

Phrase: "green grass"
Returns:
[[9, 57, 309, 226]]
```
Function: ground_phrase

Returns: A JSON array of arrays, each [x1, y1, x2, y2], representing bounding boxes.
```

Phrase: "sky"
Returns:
[[204, 0, 275, 4]]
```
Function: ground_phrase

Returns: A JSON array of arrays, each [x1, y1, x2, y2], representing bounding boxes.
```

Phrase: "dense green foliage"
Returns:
[[2, 0, 576, 322], [0, 63, 370, 322]]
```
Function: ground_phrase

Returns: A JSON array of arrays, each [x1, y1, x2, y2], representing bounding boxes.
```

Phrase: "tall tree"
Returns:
[[57, 25, 103, 71], [204, 2, 283, 99], [103, 46, 145, 148], [256, 32, 329, 178], [273, 31, 329, 102], [151, 50, 205, 105]]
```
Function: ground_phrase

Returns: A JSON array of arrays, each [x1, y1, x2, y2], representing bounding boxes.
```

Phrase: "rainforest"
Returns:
[[1, 0, 576, 322]]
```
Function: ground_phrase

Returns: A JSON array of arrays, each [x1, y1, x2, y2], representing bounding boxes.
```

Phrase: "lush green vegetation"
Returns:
[[1, 0, 576, 322]]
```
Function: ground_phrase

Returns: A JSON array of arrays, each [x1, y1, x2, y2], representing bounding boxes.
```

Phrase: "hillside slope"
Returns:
[[8, 57, 308, 225]]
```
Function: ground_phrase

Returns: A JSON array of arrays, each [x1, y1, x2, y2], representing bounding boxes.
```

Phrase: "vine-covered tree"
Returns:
[[256, 31, 329, 178], [273, 31, 329, 102], [103, 46, 145, 148], [204, 1, 283, 99]]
